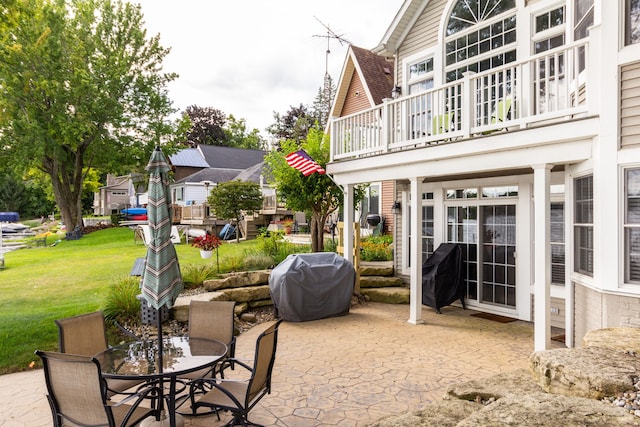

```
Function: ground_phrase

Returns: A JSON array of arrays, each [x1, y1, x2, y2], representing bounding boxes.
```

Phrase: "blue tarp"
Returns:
[[0, 212, 19, 222]]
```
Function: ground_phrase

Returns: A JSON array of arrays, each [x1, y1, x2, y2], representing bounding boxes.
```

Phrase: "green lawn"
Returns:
[[0, 227, 258, 374]]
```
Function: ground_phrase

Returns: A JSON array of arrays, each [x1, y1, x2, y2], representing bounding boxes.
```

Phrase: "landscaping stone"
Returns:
[[359, 276, 404, 288], [368, 399, 480, 427], [529, 346, 640, 399], [372, 363, 640, 427], [360, 287, 410, 304], [457, 393, 639, 427], [172, 291, 223, 322], [203, 270, 270, 291], [359, 264, 394, 277], [582, 326, 640, 354], [446, 369, 544, 401], [212, 285, 272, 303]]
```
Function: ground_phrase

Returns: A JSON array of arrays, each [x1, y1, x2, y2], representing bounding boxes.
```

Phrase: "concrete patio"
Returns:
[[0, 302, 562, 426]]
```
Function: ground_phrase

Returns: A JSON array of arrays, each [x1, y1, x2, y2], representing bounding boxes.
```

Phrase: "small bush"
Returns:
[[256, 231, 285, 258], [243, 250, 276, 270], [360, 235, 393, 261], [103, 276, 141, 323], [324, 238, 338, 253], [181, 263, 219, 288], [221, 254, 245, 272]]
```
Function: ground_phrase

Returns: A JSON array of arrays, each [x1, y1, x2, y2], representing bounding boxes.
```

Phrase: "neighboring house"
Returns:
[[327, 0, 639, 350], [330, 45, 396, 233], [169, 145, 266, 206], [169, 148, 210, 181], [169, 145, 291, 235], [93, 173, 144, 215]]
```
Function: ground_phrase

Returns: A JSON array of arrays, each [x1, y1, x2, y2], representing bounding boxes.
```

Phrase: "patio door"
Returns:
[[446, 203, 516, 309], [480, 205, 516, 307]]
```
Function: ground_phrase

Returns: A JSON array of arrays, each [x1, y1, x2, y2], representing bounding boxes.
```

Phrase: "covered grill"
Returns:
[[269, 252, 355, 322], [422, 243, 466, 313]]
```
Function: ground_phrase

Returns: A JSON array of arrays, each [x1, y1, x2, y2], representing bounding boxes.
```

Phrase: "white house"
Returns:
[[328, 0, 640, 350]]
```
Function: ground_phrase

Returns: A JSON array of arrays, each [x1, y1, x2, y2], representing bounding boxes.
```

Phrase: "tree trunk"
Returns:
[[310, 211, 331, 253], [43, 153, 85, 231]]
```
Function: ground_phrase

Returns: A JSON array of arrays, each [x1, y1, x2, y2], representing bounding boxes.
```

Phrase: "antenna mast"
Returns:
[[313, 16, 351, 116]]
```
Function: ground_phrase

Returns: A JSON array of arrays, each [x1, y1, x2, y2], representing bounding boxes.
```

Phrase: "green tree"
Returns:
[[264, 128, 343, 252], [311, 75, 336, 130], [207, 180, 263, 244], [0, 0, 178, 230], [266, 104, 315, 148], [225, 114, 266, 150]]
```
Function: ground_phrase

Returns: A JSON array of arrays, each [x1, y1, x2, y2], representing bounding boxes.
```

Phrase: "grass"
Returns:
[[0, 227, 259, 375]]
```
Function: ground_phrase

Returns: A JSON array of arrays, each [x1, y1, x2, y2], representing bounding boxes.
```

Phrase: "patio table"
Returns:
[[95, 336, 227, 427]]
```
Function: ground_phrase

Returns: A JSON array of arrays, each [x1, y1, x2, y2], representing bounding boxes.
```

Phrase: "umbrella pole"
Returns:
[[157, 311, 165, 421]]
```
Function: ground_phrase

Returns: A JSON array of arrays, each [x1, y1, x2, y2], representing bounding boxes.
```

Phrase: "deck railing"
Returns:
[[330, 40, 589, 161]]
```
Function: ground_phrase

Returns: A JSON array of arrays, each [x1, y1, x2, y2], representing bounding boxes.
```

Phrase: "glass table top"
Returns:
[[95, 336, 227, 378]]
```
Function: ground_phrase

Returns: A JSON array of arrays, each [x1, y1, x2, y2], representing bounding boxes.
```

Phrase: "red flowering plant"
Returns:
[[191, 234, 222, 251]]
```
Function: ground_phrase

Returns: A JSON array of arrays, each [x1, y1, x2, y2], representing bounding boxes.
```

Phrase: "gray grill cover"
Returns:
[[269, 252, 355, 322]]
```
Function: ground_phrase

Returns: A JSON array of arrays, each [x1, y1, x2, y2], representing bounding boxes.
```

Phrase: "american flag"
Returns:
[[285, 149, 326, 176]]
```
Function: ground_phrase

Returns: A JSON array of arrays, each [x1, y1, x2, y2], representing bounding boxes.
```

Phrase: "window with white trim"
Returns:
[[574, 0, 593, 41], [533, 6, 565, 54], [422, 200, 435, 262], [625, 168, 640, 283], [574, 175, 593, 276], [444, 0, 517, 82], [406, 58, 435, 139], [627, 0, 640, 46], [408, 58, 434, 95], [550, 202, 565, 285]]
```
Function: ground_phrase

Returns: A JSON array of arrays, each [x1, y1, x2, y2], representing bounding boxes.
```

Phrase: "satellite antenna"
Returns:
[[313, 16, 351, 115]]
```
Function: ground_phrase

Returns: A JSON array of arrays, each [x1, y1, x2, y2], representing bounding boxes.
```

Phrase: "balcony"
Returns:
[[329, 41, 590, 162]]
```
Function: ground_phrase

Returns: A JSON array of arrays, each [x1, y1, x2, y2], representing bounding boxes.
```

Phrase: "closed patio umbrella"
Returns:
[[141, 146, 183, 310], [140, 146, 183, 426]]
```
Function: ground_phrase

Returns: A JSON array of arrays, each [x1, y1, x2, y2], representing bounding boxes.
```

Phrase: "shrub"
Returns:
[[255, 231, 310, 264], [242, 250, 276, 270], [360, 235, 393, 261], [221, 254, 245, 272], [181, 263, 219, 288], [256, 230, 285, 258], [103, 276, 141, 323], [323, 238, 338, 253]]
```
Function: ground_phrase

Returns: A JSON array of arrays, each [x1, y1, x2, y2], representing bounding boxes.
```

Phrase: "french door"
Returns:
[[447, 203, 516, 309]]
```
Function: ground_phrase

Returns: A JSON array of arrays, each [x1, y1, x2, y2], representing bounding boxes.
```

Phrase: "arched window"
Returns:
[[445, 0, 517, 82]]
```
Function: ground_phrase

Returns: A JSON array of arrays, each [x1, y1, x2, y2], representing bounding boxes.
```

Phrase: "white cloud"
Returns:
[[133, 0, 403, 135]]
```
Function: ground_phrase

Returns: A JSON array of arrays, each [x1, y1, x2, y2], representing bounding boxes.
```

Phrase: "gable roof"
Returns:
[[329, 45, 395, 120], [233, 161, 265, 184], [174, 167, 243, 184], [169, 148, 209, 168], [372, 0, 430, 57], [351, 46, 395, 105], [197, 145, 265, 169]]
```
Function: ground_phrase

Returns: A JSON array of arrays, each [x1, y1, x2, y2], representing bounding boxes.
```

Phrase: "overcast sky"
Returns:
[[133, 1, 403, 138]]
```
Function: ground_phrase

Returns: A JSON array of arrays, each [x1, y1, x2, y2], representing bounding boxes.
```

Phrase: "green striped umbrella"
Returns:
[[140, 146, 183, 310], [140, 146, 183, 423]]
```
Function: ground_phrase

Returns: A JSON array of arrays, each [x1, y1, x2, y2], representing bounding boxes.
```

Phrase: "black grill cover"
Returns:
[[422, 243, 466, 313], [269, 252, 355, 322]]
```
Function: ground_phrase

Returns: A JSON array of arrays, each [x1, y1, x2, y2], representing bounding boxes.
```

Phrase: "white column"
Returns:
[[533, 164, 552, 351], [408, 178, 424, 325], [343, 184, 354, 265]]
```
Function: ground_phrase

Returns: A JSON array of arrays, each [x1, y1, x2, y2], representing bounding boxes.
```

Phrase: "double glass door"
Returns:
[[446, 204, 516, 308]]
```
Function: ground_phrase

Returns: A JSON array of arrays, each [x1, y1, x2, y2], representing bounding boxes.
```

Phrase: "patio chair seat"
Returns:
[[36, 350, 158, 427], [190, 319, 283, 426]]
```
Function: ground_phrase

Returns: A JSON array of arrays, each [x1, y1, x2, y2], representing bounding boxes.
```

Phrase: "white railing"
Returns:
[[330, 40, 589, 161]]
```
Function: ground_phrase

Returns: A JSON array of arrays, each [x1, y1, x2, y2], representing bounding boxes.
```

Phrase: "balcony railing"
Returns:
[[330, 40, 589, 161]]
